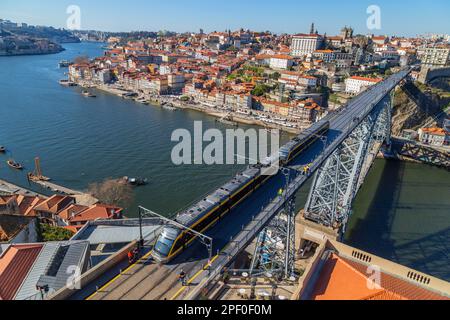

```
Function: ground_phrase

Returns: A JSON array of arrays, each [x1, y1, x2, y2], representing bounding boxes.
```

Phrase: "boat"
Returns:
[[0, 146, 5, 153], [82, 90, 96, 98], [58, 60, 71, 68], [59, 79, 77, 87], [7, 160, 23, 170], [123, 176, 148, 186], [122, 92, 138, 99], [219, 119, 238, 126], [216, 113, 238, 126], [162, 103, 177, 111], [135, 97, 149, 105], [27, 157, 51, 182]]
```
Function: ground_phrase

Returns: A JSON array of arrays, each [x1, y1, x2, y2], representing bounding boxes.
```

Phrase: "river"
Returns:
[[0, 42, 448, 281]]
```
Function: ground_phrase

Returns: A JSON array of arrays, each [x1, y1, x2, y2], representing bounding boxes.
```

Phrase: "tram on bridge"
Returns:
[[152, 121, 330, 263]]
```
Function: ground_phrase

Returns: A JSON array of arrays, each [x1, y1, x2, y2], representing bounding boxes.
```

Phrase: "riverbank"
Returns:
[[0, 179, 46, 197], [73, 81, 302, 134], [0, 47, 65, 56]]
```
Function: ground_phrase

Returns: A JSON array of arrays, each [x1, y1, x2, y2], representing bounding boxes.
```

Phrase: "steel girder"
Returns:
[[249, 196, 296, 279], [304, 96, 393, 232]]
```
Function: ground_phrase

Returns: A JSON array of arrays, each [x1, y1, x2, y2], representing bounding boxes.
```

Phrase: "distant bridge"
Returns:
[[390, 137, 450, 169]]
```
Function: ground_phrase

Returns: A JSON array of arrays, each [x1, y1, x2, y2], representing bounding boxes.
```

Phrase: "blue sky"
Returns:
[[1, 0, 449, 36]]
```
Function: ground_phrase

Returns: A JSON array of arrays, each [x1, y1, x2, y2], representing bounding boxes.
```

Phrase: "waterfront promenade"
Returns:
[[0, 179, 44, 197]]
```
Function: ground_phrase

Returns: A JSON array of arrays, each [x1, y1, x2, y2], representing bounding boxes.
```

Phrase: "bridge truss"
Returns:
[[249, 169, 297, 279], [304, 94, 394, 233]]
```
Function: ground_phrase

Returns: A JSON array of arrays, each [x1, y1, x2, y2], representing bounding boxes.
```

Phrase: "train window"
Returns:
[[154, 236, 174, 257]]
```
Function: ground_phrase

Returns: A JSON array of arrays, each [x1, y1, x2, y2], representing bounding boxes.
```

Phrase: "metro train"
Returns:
[[151, 120, 330, 263]]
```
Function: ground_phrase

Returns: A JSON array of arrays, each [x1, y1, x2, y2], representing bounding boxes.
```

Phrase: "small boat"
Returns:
[[135, 97, 149, 105], [59, 60, 71, 68], [7, 160, 23, 170], [27, 157, 51, 182], [122, 92, 138, 99], [0, 146, 5, 153], [123, 176, 148, 186], [219, 119, 238, 126], [162, 103, 177, 111], [82, 90, 96, 98], [59, 79, 77, 87]]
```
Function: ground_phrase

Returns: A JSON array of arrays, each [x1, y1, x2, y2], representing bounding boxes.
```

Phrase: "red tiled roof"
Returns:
[[58, 204, 88, 221], [348, 76, 383, 83], [421, 128, 447, 136], [69, 204, 122, 223], [33, 195, 74, 214], [310, 253, 449, 300], [0, 244, 43, 300], [62, 225, 79, 234]]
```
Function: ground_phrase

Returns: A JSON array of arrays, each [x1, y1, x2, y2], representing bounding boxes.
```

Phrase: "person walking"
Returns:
[[179, 269, 187, 286], [127, 250, 135, 264]]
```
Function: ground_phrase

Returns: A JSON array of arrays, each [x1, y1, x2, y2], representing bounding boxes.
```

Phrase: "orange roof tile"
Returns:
[[349, 76, 383, 83], [69, 204, 122, 223], [310, 253, 449, 300], [0, 244, 43, 300], [421, 128, 447, 136], [33, 195, 74, 214], [58, 204, 89, 221]]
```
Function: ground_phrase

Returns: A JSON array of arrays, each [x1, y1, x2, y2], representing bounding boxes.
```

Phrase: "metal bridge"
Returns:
[[73, 68, 412, 301], [181, 68, 413, 299]]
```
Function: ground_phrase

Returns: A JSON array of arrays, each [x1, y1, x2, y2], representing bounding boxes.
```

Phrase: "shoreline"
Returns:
[[75, 82, 301, 134], [0, 48, 65, 57]]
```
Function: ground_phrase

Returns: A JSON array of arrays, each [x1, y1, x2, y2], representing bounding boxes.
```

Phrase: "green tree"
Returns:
[[40, 224, 74, 242], [270, 72, 281, 80], [252, 84, 270, 96]]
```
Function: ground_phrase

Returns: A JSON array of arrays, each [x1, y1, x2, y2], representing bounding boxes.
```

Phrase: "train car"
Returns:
[[152, 120, 330, 263], [152, 166, 272, 263], [279, 121, 330, 164]]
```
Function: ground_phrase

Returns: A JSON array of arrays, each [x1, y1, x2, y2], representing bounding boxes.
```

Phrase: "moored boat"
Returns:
[[59, 60, 71, 68], [59, 79, 77, 87], [27, 157, 51, 182], [7, 160, 23, 170], [0, 146, 5, 153], [162, 103, 177, 111], [82, 90, 96, 98]]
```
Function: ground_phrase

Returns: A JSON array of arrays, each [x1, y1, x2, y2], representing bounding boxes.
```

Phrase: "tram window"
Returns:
[[154, 237, 174, 257]]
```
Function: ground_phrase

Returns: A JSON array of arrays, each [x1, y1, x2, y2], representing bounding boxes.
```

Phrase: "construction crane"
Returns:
[[27, 157, 51, 182]]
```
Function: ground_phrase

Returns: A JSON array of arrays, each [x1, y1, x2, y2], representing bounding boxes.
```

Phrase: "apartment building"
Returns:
[[418, 127, 449, 146], [345, 76, 382, 95], [420, 46, 450, 66]]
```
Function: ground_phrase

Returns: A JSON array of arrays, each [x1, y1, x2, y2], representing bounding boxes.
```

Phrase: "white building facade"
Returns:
[[291, 34, 324, 58]]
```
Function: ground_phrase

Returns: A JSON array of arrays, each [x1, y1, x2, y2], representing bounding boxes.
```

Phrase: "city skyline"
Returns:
[[1, 0, 450, 37]]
